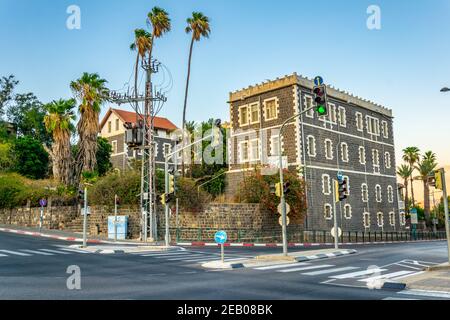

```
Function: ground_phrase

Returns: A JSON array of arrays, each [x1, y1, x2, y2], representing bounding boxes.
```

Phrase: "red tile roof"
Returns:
[[100, 108, 178, 132]]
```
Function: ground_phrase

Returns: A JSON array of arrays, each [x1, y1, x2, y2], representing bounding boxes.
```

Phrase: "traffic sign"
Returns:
[[314, 76, 324, 86], [277, 202, 291, 215], [410, 209, 418, 225], [81, 207, 91, 216], [337, 171, 344, 182], [279, 216, 290, 226], [39, 199, 47, 207], [214, 230, 227, 244], [331, 227, 342, 238]]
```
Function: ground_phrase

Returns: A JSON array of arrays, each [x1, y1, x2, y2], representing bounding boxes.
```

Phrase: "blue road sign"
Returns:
[[214, 230, 227, 244], [314, 76, 324, 86], [337, 171, 344, 182], [39, 199, 47, 207]]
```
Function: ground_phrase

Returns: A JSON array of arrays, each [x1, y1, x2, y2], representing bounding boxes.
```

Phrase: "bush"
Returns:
[[175, 177, 211, 212], [11, 136, 49, 179]]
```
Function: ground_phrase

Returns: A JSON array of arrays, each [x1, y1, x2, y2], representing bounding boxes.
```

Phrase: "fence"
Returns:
[[163, 227, 448, 244]]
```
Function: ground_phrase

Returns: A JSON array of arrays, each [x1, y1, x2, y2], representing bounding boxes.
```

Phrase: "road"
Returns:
[[0, 231, 448, 300]]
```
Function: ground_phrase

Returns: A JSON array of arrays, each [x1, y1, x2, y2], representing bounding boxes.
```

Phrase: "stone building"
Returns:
[[99, 108, 178, 171], [227, 73, 404, 232]]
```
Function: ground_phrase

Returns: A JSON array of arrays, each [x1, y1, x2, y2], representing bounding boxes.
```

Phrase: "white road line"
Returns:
[[0, 253, 8, 257], [20, 249, 54, 256], [182, 257, 222, 263], [302, 266, 359, 276], [399, 289, 450, 299], [383, 297, 418, 300], [57, 248, 90, 254], [330, 268, 387, 279], [166, 255, 211, 261], [254, 263, 310, 271], [277, 264, 335, 273], [142, 252, 191, 257], [0, 250, 32, 256], [39, 249, 71, 255], [391, 271, 425, 281], [393, 263, 423, 271], [358, 271, 414, 282]]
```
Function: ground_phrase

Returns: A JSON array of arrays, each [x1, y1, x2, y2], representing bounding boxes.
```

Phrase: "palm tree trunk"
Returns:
[[410, 174, 415, 207], [181, 37, 195, 177], [404, 178, 409, 214]]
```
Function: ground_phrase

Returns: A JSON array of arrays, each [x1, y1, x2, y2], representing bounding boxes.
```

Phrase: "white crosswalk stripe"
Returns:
[[358, 271, 415, 282], [302, 266, 359, 276], [57, 248, 90, 254], [330, 268, 387, 279], [20, 249, 54, 256], [254, 263, 310, 271], [39, 249, 72, 255], [278, 264, 335, 273], [0, 253, 8, 257], [0, 249, 32, 256], [142, 252, 190, 257]]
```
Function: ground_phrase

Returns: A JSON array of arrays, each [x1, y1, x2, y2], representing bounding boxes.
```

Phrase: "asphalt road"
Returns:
[[0, 231, 448, 300]]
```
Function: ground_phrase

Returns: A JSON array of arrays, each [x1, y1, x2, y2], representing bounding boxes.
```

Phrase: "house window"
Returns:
[[239, 105, 249, 126], [322, 174, 331, 195], [363, 212, 371, 228], [341, 142, 349, 162], [366, 116, 380, 136], [359, 146, 366, 165], [324, 204, 333, 220], [389, 212, 396, 226], [399, 212, 406, 226], [343, 176, 350, 195], [163, 143, 172, 157], [387, 185, 394, 203], [338, 106, 346, 127], [328, 103, 337, 123], [249, 103, 260, 124], [304, 95, 314, 118], [377, 212, 384, 227], [372, 149, 380, 173], [384, 152, 391, 169], [324, 139, 333, 160], [356, 112, 363, 132], [115, 119, 120, 131], [344, 204, 352, 220], [361, 183, 369, 202], [307, 135, 316, 157], [375, 184, 382, 202], [108, 121, 112, 133], [249, 139, 260, 161], [111, 140, 117, 154], [381, 121, 389, 138], [264, 98, 278, 121], [153, 142, 159, 157], [270, 135, 281, 156], [239, 141, 249, 162]]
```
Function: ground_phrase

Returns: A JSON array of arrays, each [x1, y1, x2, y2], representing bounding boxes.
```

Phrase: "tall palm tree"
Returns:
[[70, 73, 109, 183], [43, 99, 76, 185], [416, 151, 438, 222], [181, 12, 211, 176], [146, 7, 171, 68], [397, 164, 413, 213], [130, 29, 152, 104], [402, 146, 420, 206]]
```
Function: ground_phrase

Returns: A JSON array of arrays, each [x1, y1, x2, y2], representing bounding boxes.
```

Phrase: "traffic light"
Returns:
[[313, 85, 328, 117], [160, 193, 174, 205], [283, 182, 291, 195], [160, 194, 166, 205], [168, 174, 175, 194], [270, 183, 276, 195], [435, 170, 443, 190], [78, 189, 84, 202], [275, 182, 282, 198], [336, 178, 348, 202]]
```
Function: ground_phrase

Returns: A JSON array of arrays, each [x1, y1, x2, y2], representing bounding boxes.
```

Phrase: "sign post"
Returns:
[[214, 230, 227, 263], [38, 199, 47, 233], [332, 180, 339, 249], [114, 194, 118, 242], [410, 208, 418, 240], [82, 187, 88, 248]]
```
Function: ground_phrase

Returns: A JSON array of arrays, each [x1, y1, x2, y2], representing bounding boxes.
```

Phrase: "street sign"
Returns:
[[81, 207, 91, 216], [331, 227, 342, 238], [410, 213, 418, 225], [279, 216, 290, 226], [214, 230, 227, 244], [39, 199, 47, 207], [314, 76, 324, 86], [337, 171, 344, 182], [277, 202, 291, 215]]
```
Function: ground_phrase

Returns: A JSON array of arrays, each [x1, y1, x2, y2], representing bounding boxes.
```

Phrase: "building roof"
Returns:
[[228, 73, 393, 117], [99, 108, 178, 131]]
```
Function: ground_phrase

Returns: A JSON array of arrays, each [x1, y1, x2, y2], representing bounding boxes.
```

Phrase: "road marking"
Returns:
[[254, 263, 310, 271], [0, 253, 7, 257], [143, 252, 190, 257], [399, 289, 450, 299], [39, 249, 71, 255], [166, 255, 211, 261], [277, 264, 334, 273], [330, 268, 387, 279], [0, 250, 32, 256], [57, 248, 90, 254], [383, 297, 418, 300], [391, 271, 425, 280], [393, 263, 423, 270], [358, 271, 414, 282], [20, 249, 54, 256], [302, 266, 359, 276]]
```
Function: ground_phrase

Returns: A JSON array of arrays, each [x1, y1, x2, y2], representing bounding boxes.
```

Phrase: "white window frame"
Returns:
[[381, 121, 389, 138], [249, 138, 260, 161], [343, 175, 350, 196], [389, 212, 395, 226], [377, 212, 384, 227], [270, 135, 281, 157], [341, 142, 349, 162], [307, 135, 316, 157], [322, 174, 331, 195], [153, 141, 159, 158], [361, 183, 369, 203], [372, 149, 380, 173], [363, 212, 371, 228], [356, 112, 363, 132], [375, 184, 382, 203], [263, 97, 279, 121], [108, 121, 112, 133], [328, 103, 337, 124], [338, 106, 347, 127], [163, 143, 172, 157], [238, 105, 249, 127], [304, 95, 314, 118], [344, 204, 352, 220], [399, 212, 406, 226], [359, 146, 366, 165], [387, 185, 394, 203], [249, 102, 260, 124], [111, 140, 118, 154], [324, 204, 333, 220], [324, 139, 333, 160], [366, 115, 380, 136], [384, 152, 391, 169], [239, 141, 249, 162]]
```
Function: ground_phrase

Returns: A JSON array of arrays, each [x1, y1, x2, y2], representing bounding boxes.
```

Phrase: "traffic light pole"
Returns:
[[278, 105, 317, 256], [439, 168, 450, 264], [82, 186, 88, 248], [332, 180, 339, 250]]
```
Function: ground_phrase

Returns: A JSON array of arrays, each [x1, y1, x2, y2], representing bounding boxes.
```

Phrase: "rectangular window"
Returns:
[[108, 121, 112, 133], [239, 106, 249, 126], [112, 140, 117, 154], [264, 99, 278, 121], [163, 143, 172, 157], [307, 135, 316, 157], [270, 135, 280, 156], [239, 141, 249, 162], [366, 116, 380, 136], [322, 174, 331, 195], [356, 112, 363, 131], [341, 143, 349, 162], [389, 212, 395, 226], [359, 146, 366, 165], [328, 104, 337, 123], [385, 152, 391, 169], [249, 103, 260, 124], [325, 139, 333, 160], [249, 139, 260, 161], [338, 106, 346, 127], [304, 95, 314, 118], [115, 119, 120, 131], [381, 121, 389, 138], [372, 149, 380, 173], [362, 184, 369, 202]]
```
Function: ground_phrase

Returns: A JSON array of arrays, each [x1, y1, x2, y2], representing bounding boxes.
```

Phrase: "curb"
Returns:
[[294, 249, 357, 262]]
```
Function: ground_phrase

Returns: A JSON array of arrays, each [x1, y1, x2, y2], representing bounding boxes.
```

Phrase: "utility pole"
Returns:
[[438, 168, 450, 264], [332, 180, 339, 250], [82, 186, 88, 248]]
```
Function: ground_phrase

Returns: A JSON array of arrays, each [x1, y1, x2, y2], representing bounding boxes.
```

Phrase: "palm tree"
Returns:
[[130, 29, 152, 103], [146, 7, 171, 67], [43, 99, 76, 185], [402, 147, 420, 206], [70, 73, 109, 183], [181, 12, 211, 176], [416, 151, 438, 222], [397, 164, 413, 213]]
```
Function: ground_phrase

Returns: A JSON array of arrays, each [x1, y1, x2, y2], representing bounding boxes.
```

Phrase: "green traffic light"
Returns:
[[316, 105, 327, 116]]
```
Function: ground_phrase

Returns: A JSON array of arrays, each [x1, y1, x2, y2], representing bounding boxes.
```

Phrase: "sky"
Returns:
[[1, 0, 450, 168]]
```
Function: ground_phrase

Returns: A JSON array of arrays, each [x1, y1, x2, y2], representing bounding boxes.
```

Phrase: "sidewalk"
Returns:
[[399, 263, 450, 294]]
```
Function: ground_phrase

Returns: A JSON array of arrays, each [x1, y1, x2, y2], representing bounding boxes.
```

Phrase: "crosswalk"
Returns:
[[0, 246, 90, 258], [130, 249, 252, 265]]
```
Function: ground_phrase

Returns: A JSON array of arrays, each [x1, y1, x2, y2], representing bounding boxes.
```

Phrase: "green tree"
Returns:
[[181, 12, 211, 177], [11, 136, 49, 179], [95, 137, 113, 176], [0, 75, 18, 118], [146, 7, 171, 66], [402, 146, 420, 206], [397, 164, 413, 213], [0, 142, 14, 171], [130, 29, 152, 101], [415, 151, 437, 222]]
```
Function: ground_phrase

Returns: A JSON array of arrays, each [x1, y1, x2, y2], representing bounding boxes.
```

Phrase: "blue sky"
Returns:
[[1, 0, 450, 165]]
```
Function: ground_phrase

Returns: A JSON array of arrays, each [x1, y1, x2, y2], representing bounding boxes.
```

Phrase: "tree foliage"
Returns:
[[95, 137, 113, 176], [11, 136, 49, 179]]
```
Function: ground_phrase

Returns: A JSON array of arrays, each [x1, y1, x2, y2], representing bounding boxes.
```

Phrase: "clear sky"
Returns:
[[1, 0, 449, 166]]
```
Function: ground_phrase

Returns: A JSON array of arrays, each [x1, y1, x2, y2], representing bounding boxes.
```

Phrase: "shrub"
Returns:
[[11, 136, 49, 179], [175, 177, 211, 212]]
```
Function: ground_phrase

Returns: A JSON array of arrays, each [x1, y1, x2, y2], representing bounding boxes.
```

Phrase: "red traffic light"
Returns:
[[313, 87, 324, 96]]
